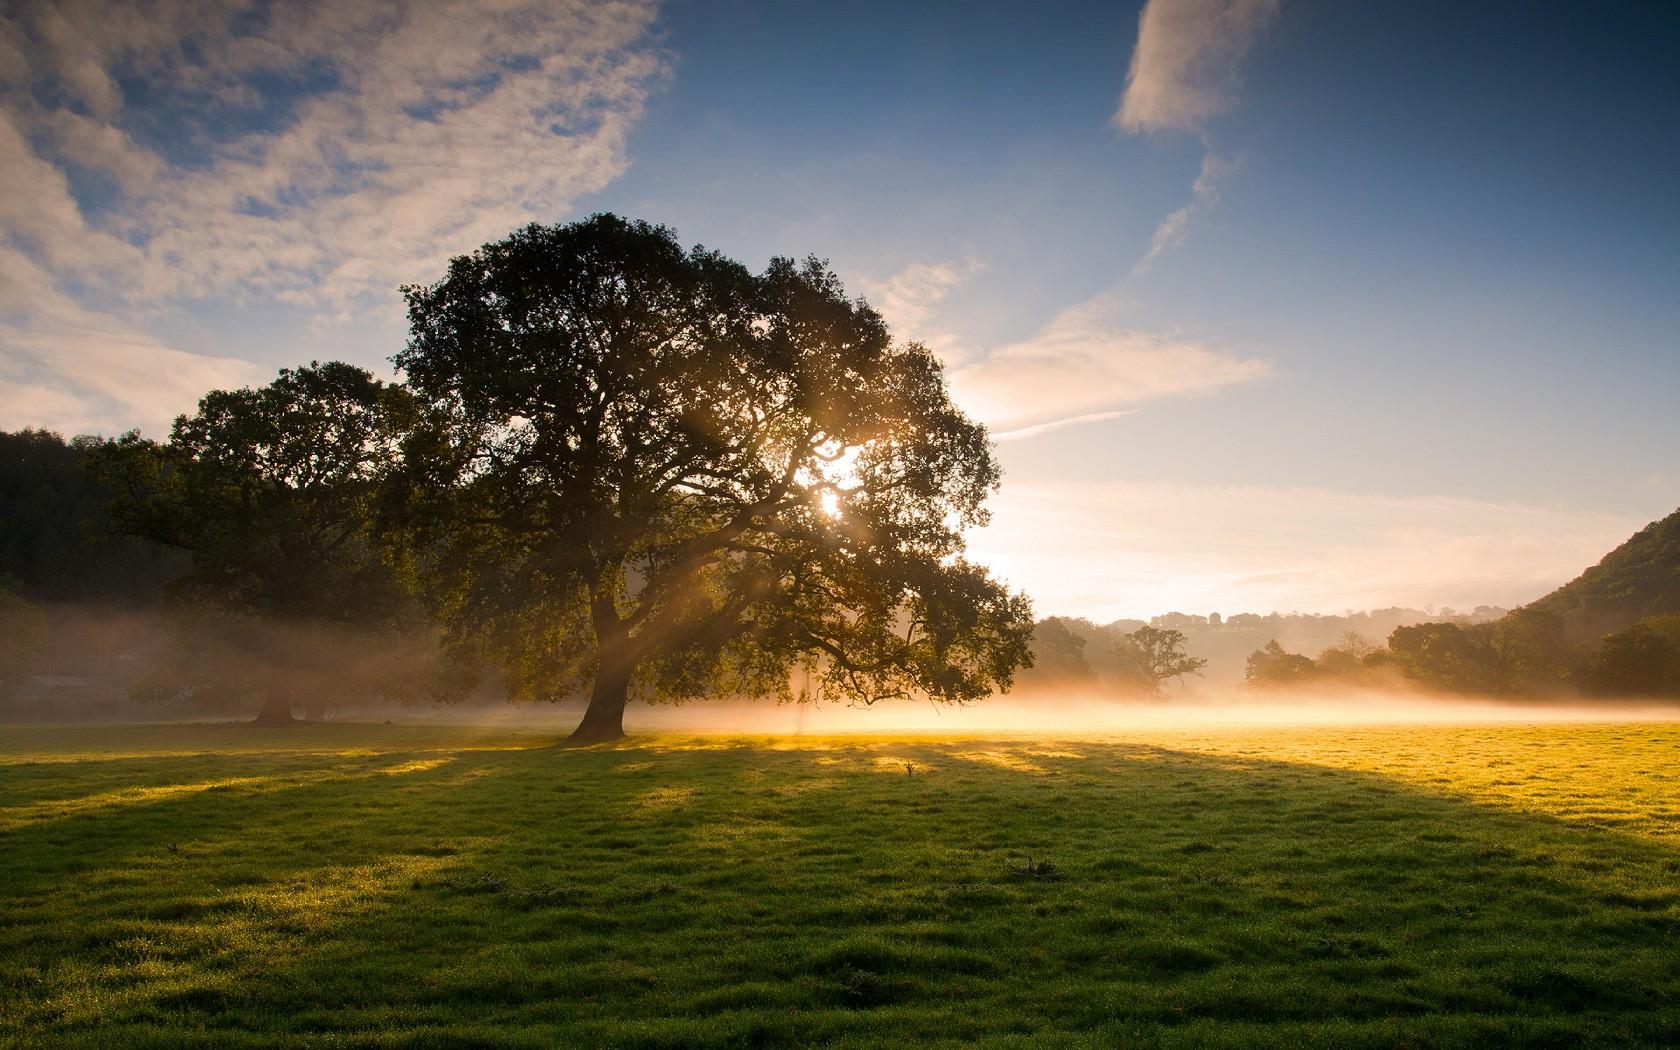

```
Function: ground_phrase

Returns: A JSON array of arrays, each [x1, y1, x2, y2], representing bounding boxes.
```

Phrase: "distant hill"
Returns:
[[1524, 507, 1680, 642]]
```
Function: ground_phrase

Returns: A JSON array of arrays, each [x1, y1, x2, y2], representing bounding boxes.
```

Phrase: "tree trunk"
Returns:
[[565, 664, 629, 745], [569, 590, 635, 745], [252, 689, 296, 726]]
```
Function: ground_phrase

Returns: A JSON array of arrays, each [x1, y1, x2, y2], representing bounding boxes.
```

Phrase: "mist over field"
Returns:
[[620, 691, 1680, 735], [12, 601, 1679, 740]]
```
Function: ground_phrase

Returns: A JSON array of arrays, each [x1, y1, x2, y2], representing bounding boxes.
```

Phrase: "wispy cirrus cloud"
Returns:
[[948, 297, 1270, 436], [989, 410, 1137, 444], [1134, 150, 1239, 274], [1115, 0, 1281, 133], [909, 4, 1285, 438], [857, 259, 982, 365], [0, 0, 666, 435], [864, 262, 1270, 439], [1115, 0, 1279, 271], [5, 0, 666, 311]]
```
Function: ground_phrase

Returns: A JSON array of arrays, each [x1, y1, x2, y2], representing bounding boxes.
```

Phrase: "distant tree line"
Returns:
[[0, 429, 185, 605], [1018, 616, 1205, 696], [0, 418, 463, 722], [1243, 609, 1680, 700], [1, 429, 190, 716], [1018, 607, 1507, 697], [1018, 537, 1680, 703], [1241, 507, 1680, 700]]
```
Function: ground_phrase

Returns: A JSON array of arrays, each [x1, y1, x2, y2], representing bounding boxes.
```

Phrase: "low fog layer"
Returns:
[[284, 689, 1680, 738], [7, 600, 1679, 733]]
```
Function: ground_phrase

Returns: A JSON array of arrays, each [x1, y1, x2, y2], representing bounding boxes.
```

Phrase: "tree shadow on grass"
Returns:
[[4, 731, 1679, 1048]]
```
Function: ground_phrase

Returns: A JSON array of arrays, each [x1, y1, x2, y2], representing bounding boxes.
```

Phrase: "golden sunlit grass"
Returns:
[[2, 720, 1677, 1047]]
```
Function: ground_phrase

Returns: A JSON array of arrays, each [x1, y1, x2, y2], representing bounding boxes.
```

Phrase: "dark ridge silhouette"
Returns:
[[1522, 507, 1680, 642]]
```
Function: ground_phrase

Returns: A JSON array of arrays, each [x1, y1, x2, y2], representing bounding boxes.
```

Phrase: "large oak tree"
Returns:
[[395, 215, 1033, 742]]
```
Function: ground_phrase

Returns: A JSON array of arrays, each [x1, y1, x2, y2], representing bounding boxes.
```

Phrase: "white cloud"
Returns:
[[1114, 4, 1278, 270], [862, 261, 1269, 438], [0, 329, 267, 439], [45, 109, 165, 189], [1116, 0, 1281, 133], [947, 293, 1270, 434], [0, 112, 144, 280], [858, 259, 981, 364], [992, 409, 1136, 443], [968, 480, 1640, 621], [0, 248, 268, 436], [108, 0, 657, 312], [0, 0, 665, 434]]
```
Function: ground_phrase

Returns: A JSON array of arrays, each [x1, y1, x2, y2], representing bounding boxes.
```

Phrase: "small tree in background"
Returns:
[[1587, 617, 1680, 697], [1112, 624, 1206, 696], [0, 585, 45, 703], [1244, 640, 1318, 688], [1020, 616, 1095, 685], [1314, 632, 1379, 674], [1488, 608, 1573, 694], [92, 362, 463, 723]]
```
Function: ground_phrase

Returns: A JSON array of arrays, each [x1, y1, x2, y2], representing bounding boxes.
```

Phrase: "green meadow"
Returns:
[[2, 721, 1677, 1048]]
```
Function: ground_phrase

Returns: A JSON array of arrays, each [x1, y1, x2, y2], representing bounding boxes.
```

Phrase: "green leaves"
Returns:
[[88, 363, 456, 715], [393, 214, 1033, 710]]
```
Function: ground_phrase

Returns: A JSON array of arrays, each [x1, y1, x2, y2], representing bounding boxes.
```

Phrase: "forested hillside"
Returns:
[[1523, 508, 1680, 642]]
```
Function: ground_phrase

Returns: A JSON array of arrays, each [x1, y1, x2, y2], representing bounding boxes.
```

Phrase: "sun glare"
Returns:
[[800, 439, 869, 520]]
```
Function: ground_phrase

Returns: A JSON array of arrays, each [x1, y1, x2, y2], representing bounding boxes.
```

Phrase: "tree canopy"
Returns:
[[1111, 624, 1205, 695], [393, 215, 1033, 742], [0, 428, 184, 604], [1587, 615, 1680, 696], [1244, 640, 1320, 688], [1019, 616, 1095, 685], [91, 362, 451, 722]]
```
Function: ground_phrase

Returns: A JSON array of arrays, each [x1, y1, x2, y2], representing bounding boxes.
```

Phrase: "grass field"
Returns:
[[2, 720, 1677, 1047]]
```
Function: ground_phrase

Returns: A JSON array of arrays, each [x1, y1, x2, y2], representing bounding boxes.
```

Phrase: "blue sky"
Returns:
[[2, 0, 1676, 618]]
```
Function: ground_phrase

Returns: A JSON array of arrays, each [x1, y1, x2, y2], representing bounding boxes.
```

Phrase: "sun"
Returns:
[[801, 439, 869, 520]]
